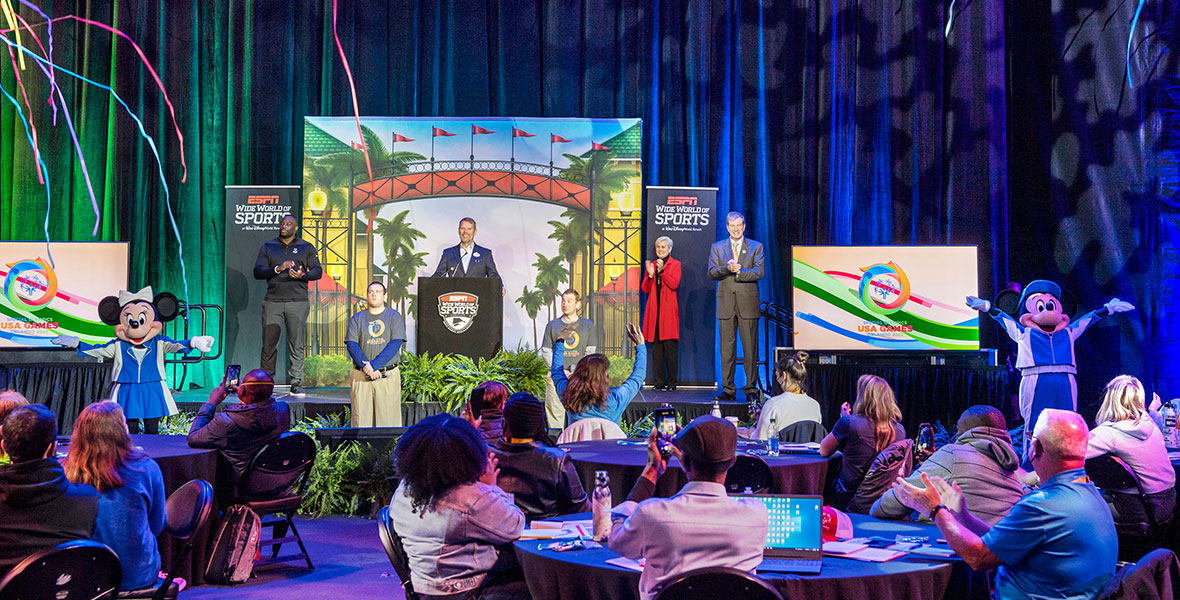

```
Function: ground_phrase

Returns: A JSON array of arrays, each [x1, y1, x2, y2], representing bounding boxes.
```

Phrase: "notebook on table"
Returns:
[[739, 494, 824, 574]]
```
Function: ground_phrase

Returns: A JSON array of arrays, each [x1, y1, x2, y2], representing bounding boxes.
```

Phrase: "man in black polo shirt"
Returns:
[[253, 213, 322, 396]]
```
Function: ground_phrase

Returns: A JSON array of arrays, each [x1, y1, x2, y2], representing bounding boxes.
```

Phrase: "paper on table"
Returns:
[[843, 547, 907, 562], [530, 521, 565, 530], [605, 557, 645, 572], [909, 545, 957, 558], [520, 529, 577, 540], [821, 540, 870, 556]]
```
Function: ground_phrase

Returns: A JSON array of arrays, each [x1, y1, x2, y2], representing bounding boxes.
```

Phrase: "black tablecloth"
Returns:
[[515, 512, 987, 600], [562, 439, 832, 500], [131, 434, 218, 587]]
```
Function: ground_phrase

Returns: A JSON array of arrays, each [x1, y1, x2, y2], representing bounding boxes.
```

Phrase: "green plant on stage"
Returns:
[[607, 355, 635, 387], [301, 439, 364, 517], [292, 408, 351, 435], [350, 441, 400, 518], [159, 411, 196, 435], [303, 354, 353, 387], [399, 348, 547, 409], [399, 351, 452, 404], [622, 412, 653, 439]]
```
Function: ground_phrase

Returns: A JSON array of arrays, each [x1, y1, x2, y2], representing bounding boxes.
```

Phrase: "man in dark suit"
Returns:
[[708, 212, 764, 403], [432, 217, 501, 278]]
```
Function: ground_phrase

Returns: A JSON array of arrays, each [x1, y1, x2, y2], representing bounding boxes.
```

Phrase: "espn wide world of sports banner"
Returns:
[[791, 246, 980, 351]]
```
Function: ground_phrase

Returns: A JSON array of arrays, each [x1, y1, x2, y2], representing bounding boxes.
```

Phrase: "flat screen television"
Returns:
[[791, 246, 979, 351], [0, 242, 129, 349]]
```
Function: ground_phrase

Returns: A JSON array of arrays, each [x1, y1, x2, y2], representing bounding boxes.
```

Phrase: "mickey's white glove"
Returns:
[[190, 336, 215, 353], [965, 296, 991, 312], [1104, 298, 1135, 314], [52, 335, 80, 348]]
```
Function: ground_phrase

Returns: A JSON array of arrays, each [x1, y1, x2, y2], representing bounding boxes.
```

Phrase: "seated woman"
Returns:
[[552, 323, 646, 424], [1087, 375, 1176, 523], [752, 351, 821, 440], [466, 381, 510, 443], [820, 375, 905, 498], [63, 401, 167, 591], [390, 414, 528, 599], [492, 392, 589, 521]]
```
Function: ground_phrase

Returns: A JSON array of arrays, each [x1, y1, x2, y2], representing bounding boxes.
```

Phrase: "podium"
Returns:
[[417, 277, 503, 360]]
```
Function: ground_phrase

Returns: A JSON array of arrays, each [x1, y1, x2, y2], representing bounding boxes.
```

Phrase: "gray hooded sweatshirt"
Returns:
[[1086, 417, 1176, 495], [871, 426, 1025, 526]]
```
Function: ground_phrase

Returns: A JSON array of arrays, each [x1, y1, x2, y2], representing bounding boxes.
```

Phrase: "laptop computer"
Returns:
[[740, 494, 824, 574]]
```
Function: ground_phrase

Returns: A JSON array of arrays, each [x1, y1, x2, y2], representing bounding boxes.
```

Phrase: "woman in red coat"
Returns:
[[641, 236, 681, 390]]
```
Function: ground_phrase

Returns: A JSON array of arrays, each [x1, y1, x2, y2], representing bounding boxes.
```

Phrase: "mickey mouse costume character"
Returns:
[[966, 281, 1134, 465], [52, 286, 214, 434]]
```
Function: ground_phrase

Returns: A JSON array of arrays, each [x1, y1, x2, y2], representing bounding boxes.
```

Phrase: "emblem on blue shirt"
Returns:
[[368, 319, 386, 338]]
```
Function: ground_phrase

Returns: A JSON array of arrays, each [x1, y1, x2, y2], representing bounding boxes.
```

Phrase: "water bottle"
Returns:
[[711, 399, 722, 419], [1165, 402, 1180, 449], [767, 418, 779, 456], [592, 471, 612, 541]]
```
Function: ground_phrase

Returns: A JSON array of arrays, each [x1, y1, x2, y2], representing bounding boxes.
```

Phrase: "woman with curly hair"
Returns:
[[820, 374, 905, 495], [552, 323, 646, 425], [390, 414, 527, 599], [63, 401, 166, 591]]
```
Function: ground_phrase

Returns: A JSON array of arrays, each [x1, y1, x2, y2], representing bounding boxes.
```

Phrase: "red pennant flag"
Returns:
[[351, 141, 365, 150], [393, 134, 414, 142], [432, 127, 456, 137], [512, 128, 535, 138], [472, 125, 496, 135], [551, 134, 572, 143], [591, 142, 611, 151]]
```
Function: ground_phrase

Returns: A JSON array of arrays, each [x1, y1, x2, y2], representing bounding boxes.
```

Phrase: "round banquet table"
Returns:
[[561, 439, 834, 500], [130, 434, 219, 587], [514, 512, 989, 600]]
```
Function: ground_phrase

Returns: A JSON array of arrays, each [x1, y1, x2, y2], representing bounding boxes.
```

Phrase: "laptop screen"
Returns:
[[750, 495, 823, 552]]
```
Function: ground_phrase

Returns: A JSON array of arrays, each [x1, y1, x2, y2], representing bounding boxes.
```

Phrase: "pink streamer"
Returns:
[[331, 0, 375, 232], [5, 45, 44, 184], [4, 14, 189, 183]]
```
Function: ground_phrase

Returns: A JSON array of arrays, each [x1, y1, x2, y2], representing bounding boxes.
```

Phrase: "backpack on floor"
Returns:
[[205, 504, 262, 584]]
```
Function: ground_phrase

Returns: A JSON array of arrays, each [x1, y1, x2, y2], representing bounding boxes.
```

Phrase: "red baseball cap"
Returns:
[[821, 506, 854, 542]]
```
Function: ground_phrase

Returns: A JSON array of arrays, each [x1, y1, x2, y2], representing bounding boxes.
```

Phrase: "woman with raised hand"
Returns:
[[820, 374, 905, 495], [552, 323, 646, 424]]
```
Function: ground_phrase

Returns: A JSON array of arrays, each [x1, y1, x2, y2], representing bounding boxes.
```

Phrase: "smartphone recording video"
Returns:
[[225, 364, 241, 393], [654, 405, 677, 458]]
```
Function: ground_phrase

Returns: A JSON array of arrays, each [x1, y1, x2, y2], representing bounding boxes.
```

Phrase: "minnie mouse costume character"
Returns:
[[53, 286, 214, 434], [966, 281, 1134, 465]]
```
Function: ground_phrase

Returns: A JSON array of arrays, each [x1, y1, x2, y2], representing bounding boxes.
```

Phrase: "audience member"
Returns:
[[542, 289, 598, 428], [553, 323, 646, 424], [820, 375, 905, 497], [465, 381, 510, 443], [492, 392, 589, 521], [0, 390, 29, 465], [893, 409, 1117, 600], [610, 416, 769, 600], [0, 405, 99, 575], [1086, 375, 1176, 522], [64, 401, 167, 591], [752, 351, 821, 440], [391, 414, 528, 599], [187, 368, 290, 502], [872, 405, 1024, 525]]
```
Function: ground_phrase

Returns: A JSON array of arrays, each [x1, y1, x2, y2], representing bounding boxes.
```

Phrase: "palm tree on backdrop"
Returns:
[[558, 150, 632, 296], [302, 156, 349, 218], [547, 218, 588, 294], [532, 253, 568, 321], [516, 286, 547, 349], [374, 209, 428, 314], [316, 125, 427, 183]]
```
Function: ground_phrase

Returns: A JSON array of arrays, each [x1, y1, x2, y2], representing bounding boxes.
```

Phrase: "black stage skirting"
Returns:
[[8, 356, 1014, 435]]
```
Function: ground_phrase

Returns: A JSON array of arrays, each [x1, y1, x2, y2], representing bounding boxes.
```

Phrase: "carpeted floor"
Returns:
[[185, 515, 406, 600]]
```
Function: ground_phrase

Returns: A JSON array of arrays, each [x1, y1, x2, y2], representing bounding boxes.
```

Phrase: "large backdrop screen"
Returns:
[[792, 246, 979, 351], [0, 242, 127, 348], [302, 116, 642, 357]]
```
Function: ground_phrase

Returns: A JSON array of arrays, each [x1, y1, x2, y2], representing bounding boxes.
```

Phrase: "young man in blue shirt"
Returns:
[[892, 408, 1117, 600], [345, 281, 406, 427]]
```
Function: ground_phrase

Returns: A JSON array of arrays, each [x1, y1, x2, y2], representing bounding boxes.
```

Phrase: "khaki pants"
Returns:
[[544, 374, 566, 429], [350, 367, 402, 427]]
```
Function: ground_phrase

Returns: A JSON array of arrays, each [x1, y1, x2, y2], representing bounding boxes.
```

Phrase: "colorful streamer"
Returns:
[[0, 74, 54, 268], [1126, 0, 1148, 87], [0, 31, 192, 318], [332, 0, 375, 231]]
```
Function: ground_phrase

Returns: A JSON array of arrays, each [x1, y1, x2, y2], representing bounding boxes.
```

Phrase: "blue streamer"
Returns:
[[0, 31, 191, 322], [1126, 0, 1148, 88], [0, 73, 54, 268]]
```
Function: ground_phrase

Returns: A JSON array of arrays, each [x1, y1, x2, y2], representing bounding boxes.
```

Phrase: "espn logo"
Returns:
[[247, 195, 280, 205], [667, 196, 698, 206]]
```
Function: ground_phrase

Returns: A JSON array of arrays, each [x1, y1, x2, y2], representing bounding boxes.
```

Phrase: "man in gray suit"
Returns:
[[708, 212, 764, 402]]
